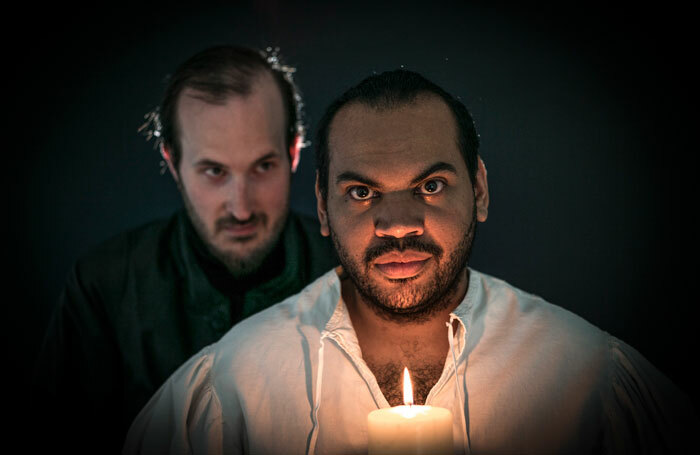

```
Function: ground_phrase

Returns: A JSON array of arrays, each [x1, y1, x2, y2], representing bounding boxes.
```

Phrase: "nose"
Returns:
[[374, 193, 424, 239], [224, 177, 254, 221]]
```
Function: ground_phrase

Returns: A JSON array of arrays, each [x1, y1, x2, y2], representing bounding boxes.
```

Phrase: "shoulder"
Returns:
[[469, 269, 610, 356], [70, 213, 180, 288], [124, 343, 223, 454], [59, 213, 184, 318], [208, 269, 339, 372], [222, 268, 339, 346], [76, 214, 178, 270], [604, 336, 698, 451], [467, 270, 616, 406]]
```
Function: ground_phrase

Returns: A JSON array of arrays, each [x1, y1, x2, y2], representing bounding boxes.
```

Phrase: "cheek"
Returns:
[[181, 178, 223, 217], [328, 199, 374, 249], [254, 171, 291, 213], [425, 193, 473, 244]]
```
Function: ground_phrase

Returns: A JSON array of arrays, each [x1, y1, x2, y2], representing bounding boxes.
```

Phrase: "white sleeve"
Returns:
[[122, 347, 237, 455]]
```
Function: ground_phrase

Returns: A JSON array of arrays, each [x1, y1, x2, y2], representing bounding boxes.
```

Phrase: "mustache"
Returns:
[[364, 236, 443, 264], [215, 213, 263, 231]]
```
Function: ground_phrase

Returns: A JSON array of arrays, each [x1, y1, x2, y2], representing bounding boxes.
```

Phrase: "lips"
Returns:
[[220, 219, 259, 238], [374, 251, 432, 279]]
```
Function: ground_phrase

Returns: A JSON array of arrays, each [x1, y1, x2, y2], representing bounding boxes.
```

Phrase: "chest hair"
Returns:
[[366, 359, 445, 406]]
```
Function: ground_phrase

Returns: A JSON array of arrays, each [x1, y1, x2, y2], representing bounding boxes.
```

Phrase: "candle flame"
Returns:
[[403, 367, 413, 406]]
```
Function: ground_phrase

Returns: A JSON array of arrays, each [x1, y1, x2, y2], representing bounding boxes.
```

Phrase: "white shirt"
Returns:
[[124, 268, 694, 454]]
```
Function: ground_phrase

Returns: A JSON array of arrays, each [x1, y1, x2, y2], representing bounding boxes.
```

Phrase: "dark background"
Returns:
[[9, 0, 697, 418]]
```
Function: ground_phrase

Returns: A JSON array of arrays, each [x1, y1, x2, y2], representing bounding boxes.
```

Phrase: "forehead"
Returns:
[[327, 94, 465, 182], [176, 72, 286, 158]]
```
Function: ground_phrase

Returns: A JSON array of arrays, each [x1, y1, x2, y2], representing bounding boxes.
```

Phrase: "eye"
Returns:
[[204, 166, 226, 178], [256, 160, 276, 173], [348, 186, 378, 201], [416, 179, 445, 195]]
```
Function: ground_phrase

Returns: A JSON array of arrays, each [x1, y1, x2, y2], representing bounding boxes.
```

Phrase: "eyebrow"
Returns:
[[194, 158, 225, 168], [335, 161, 458, 188], [251, 151, 280, 165], [335, 171, 380, 188], [193, 152, 280, 168], [409, 162, 457, 185]]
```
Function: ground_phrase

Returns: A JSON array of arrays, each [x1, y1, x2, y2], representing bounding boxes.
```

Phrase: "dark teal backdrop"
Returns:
[[9, 1, 696, 417]]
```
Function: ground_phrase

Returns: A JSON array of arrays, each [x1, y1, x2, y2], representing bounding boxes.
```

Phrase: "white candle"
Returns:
[[367, 368, 453, 455]]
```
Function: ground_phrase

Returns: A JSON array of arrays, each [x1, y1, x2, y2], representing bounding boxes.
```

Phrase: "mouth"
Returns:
[[373, 251, 433, 279], [219, 219, 259, 239]]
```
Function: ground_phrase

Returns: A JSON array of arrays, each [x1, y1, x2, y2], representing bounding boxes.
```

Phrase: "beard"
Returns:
[[330, 204, 477, 323], [180, 183, 289, 279]]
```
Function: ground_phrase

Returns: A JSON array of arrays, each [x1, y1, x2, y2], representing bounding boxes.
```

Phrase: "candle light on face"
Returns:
[[367, 367, 453, 455]]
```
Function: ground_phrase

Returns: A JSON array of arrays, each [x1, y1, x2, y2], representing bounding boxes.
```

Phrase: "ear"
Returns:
[[474, 156, 490, 222], [161, 144, 180, 184], [289, 135, 301, 173], [315, 172, 330, 237]]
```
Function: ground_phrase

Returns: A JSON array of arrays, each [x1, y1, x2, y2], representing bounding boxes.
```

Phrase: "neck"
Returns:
[[342, 268, 468, 405], [343, 267, 468, 341], [185, 214, 285, 294]]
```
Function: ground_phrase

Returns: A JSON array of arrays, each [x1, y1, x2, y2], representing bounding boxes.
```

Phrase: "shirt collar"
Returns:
[[321, 267, 482, 353], [451, 268, 481, 322], [448, 268, 482, 358], [321, 270, 362, 358]]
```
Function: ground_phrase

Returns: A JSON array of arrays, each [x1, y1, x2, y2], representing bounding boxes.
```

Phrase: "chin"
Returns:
[[372, 268, 431, 287], [221, 241, 262, 259]]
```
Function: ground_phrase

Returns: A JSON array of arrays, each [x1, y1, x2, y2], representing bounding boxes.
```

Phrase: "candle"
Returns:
[[367, 367, 453, 455]]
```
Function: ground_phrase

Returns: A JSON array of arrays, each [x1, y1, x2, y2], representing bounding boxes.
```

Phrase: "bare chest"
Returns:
[[354, 326, 451, 407], [365, 358, 446, 406]]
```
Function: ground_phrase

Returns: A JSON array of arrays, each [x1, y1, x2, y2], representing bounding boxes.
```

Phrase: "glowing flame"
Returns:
[[403, 367, 413, 406]]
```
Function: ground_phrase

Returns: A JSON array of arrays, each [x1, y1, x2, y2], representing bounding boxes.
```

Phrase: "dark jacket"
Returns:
[[32, 210, 336, 454]]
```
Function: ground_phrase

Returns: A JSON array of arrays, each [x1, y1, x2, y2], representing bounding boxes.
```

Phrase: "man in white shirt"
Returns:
[[124, 69, 695, 454]]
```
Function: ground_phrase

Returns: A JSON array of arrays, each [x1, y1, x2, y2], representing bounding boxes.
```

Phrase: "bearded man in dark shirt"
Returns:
[[32, 45, 336, 454]]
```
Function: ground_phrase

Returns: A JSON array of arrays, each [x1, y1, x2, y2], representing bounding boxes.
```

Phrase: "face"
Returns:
[[316, 95, 489, 321], [170, 73, 291, 277]]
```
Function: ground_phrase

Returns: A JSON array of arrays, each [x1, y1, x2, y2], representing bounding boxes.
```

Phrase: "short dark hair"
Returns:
[[141, 45, 304, 170], [315, 69, 479, 200]]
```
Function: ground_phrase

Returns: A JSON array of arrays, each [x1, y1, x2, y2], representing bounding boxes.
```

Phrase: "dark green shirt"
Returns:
[[32, 210, 336, 454]]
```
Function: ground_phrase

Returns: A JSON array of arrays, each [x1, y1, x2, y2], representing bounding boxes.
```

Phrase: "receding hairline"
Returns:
[[173, 70, 287, 141], [337, 89, 444, 113], [170, 70, 289, 166], [326, 91, 460, 157], [177, 69, 281, 108]]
